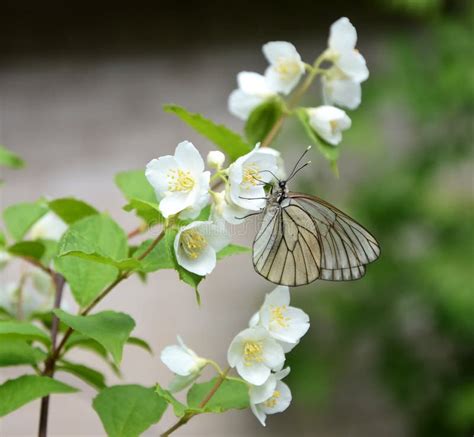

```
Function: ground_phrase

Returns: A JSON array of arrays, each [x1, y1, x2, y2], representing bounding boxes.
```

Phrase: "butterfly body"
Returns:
[[252, 180, 380, 287]]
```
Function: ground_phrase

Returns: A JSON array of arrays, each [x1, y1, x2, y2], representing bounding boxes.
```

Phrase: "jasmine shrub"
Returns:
[[0, 16, 371, 436]]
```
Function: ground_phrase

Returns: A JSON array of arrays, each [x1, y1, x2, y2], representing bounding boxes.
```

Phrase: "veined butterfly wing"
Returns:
[[252, 192, 380, 286]]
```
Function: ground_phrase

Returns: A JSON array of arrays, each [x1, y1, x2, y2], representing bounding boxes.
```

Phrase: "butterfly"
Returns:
[[251, 148, 380, 286]]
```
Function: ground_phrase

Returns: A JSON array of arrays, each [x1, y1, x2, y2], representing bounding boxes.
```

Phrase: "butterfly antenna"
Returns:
[[287, 146, 312, 180], [287, 160, 311, 181], [258, 170, 281, 183]]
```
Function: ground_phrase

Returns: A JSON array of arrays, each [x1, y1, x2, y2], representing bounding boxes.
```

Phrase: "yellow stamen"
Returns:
[[270, 305, 290, 328], [275, 58, 300, 79], [264, 390, 281, 408], [242, 164, 260, 187], [329, 119, 339, 134], [243, 340, 263, 366], [167, 169, 195, 192], [180, 229, 207, 259]]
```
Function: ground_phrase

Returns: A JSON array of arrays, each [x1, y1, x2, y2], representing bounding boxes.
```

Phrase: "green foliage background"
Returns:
[[285, 4, 474, 437]]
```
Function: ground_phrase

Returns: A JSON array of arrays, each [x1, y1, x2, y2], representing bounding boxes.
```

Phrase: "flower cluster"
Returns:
[[159, 286, 309, 426], [0, 212, 69, 319], [228, 16, 368, 146], [227, 286, 310, 425], [145, 141, 281, 276]]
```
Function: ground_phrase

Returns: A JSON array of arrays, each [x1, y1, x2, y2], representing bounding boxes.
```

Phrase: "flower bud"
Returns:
[[207, 150, 225, 169]]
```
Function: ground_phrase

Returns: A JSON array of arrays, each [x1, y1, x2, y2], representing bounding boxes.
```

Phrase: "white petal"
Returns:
[[221, 200, 251, 225], [262, 41, 300, 65], [29, 212, 67, 241], [279, 340, 298, 353], [323, 78, 362, 110], [177, 244, 216, 276], [329, 17, 357, 52], [275, 367, 291, 381], [198, 222, 230, 252], [261, 337, 285, 370], [174, 141, 205, 174], [228, 89, 263, 121], [271, 307, 310, 344], [237, 71, 273, 96], [250, 376, 277, 404], [264, 285, 290, 307], [227, 335, 244, 368], [236, 360, 271, 386], [264, 66, 302, 95], [250, 403, 267, 426], [161, 345, 196, 376], [145, 156, 177, 198], [337, 51, 369, 83], [249, 311, 260, 328], [159, 192, 191, 217], [260, 381, 292, 414]]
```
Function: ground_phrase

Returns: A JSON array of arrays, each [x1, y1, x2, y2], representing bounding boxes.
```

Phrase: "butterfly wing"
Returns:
[[252, 193, 380, 286], [252, 201, 321, 286], [288, 193, 381, 281]]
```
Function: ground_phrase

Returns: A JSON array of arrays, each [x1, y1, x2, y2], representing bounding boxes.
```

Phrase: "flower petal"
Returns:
[[145, 156, 177, 198], [250, 402, 267, 426], [262, 41, 300, 64], [329, 17, 357, 52], [264, 285, 290, 307], [260, 381, 292, 414], [236, 360, 271, 386], [261, 337, 285, 370], [250, 375, 277, 404], [323, 78, 362, 110], [174, 140, 205, 174], [161, 345, 196, 376], [337, 51, 369, 83], [228, 89, 263, 121]]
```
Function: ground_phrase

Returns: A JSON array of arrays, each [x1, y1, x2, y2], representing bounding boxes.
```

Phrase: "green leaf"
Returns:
[[7, 241, 45, 261], [54, 309, 135, 365], [217, 244, 251, 260], [132, 237, 174, 273], [48, 198, 98, 224], [93, 385, 167, 437], [0, 145, 24, 169], [3, 201, 48, 241], [0, 339, 46, 367], [187, 378, 250, 413], [164, 104, 251, 161], [55, 214, 128, 307], [0, 375, 78, 417], [0, 321, 51, 345], [127, 337, 153, 354], [115, 170, 156, 203], [123, 199, 164, 226], [245, 98, 284, 145], [38, 239, 59, 266], [155, 384, 187, 417], [295, 108, 340, 170], [64, 333, 121, 376], [59, 250, 142, 272], [57, 360, 106, 390]]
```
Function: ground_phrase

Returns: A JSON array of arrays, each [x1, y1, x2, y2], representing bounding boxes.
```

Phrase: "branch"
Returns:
[[160, 367, 231, 437], [37, 273, 65, 437]]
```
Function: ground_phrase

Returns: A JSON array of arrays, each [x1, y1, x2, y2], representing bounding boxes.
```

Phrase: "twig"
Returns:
[[160, 367, 231, 437], [37, 273, 65, 437]]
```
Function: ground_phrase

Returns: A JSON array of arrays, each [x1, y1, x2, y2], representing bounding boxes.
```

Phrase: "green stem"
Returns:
[[160, 367, 231, 437]]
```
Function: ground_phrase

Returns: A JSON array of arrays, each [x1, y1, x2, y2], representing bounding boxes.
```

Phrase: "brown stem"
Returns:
[[160, 367, 231, 437], [37, 273, 65, 437]]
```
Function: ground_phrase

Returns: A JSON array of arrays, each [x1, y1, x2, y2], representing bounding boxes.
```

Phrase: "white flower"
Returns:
[[227, 326, 285, 385], [327, 17, 369, 83], [323, 17, 368, 110], [259, 286, 310, 345], [307, 106, 352, 146], [210, 190, 249, 225], [207, 150, 225, 169], [161, 336, 207, 392], [145, 141, 210, 219], [263, 41, 305, 95], [250, 368, 292, 426], [228, 145, 279, 211], [228, 72, 277, 121], [29, 212, 67, 241], [174, 221, 229, 276], [322, 76, 361, 110]]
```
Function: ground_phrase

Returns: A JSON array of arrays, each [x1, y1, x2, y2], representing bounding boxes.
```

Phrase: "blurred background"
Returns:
[[0, 0, 472, 436]]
